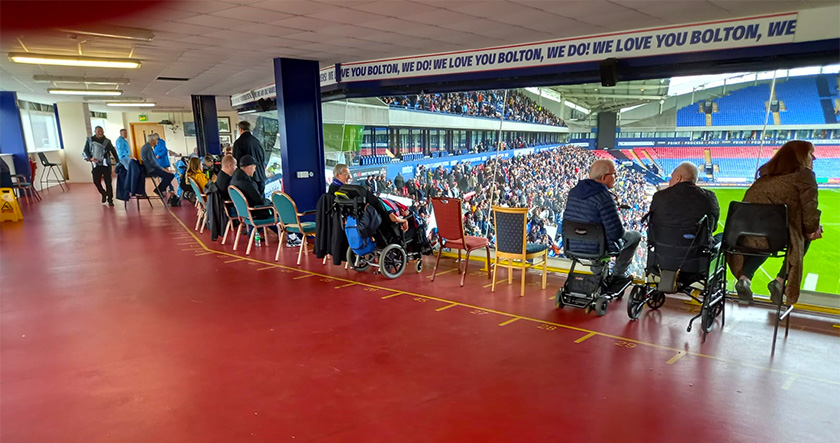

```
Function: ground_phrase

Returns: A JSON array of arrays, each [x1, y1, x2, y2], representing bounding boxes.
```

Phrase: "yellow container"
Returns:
[[0, 188, 23, 222]]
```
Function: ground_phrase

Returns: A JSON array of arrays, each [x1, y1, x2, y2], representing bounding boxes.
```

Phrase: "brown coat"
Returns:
[[727, 167, 821, 303]]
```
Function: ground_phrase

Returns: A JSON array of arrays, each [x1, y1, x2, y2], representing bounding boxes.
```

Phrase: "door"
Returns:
[[130, 123, 165, 161]]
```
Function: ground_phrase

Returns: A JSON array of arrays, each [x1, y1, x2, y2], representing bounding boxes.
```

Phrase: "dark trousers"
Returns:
[[146, 169, 175, 195], [91, 165, 113, 200], [613, 230, 642, 276], [742, 239, 811, 280]]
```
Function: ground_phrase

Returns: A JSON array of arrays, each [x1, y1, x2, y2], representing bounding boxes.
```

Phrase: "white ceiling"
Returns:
[[0, 0, 833, 110]]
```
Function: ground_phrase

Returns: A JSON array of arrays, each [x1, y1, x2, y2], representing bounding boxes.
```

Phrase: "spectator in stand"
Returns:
[[139, 134, 175, 199], [229, 155, 272, 220]]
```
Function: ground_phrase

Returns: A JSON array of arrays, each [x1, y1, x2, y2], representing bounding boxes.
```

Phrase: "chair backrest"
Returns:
[[648, 219, 713, 274], [562, 220, 607, 260], [430, 197, 465, 242], [37, 152, 50, 166], [271, 192, 299, 227], [188, 177, 206, 206], [492, 206, 527, 255], [228, 186, 251, 222], [723, 201, 788, 255]]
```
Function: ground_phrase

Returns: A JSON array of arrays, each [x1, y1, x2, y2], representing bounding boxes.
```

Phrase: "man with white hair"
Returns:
[[648, 161, 720, 232], [140, 133, 175, 197], [563, 159, 641, 284]]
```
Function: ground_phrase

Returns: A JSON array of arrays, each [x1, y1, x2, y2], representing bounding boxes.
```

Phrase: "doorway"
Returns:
[[130, 123, 165, 161]]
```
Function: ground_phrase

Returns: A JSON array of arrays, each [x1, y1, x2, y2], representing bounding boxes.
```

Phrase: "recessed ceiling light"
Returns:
[[9, 52, 141, 69], [107, 102, 155, 107], [49, 88, 123, 96]]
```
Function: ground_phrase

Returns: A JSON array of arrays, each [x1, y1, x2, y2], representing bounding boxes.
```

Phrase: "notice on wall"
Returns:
[[339, 13, 800, 83]]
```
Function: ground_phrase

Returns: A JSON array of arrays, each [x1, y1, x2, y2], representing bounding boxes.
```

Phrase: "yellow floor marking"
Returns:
[[666, 351, 687, 365], [181, 248, 202, 251], [723, 319, 740, 333], [257, 266, 279, 271], [781, 374, 798, 390], [436, 303, 458, 312], [498, 317, 521, 326], [427, 268, 458, 279], [683, 299, 702, 306], [334, 283, 357, 289], [194, 252, 214, 256], [177, 242, 195, 245], [833, 324, 840, 329], [165, 211, 840, 388], [224, 259, 243, 264], [575, 332, 596, 343], [293, 274, 314, 280], [381, 292, 404, 299], [483, 278, 508, 288]]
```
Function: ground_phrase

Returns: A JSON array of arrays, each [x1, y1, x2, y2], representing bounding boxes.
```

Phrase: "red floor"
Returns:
[[2, 185, 839, 442]]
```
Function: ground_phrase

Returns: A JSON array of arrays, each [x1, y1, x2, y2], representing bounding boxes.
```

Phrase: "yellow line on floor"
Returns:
[[498, 317, 521, 326], [334, 283, 356, 289], [574, 332, 596, 343], [483, 279, 507, 288], [781, 374, 798, 390], [427, 268, 458, 279], [257, 266, 279, 271], [833, 324, 840, 329], [381, 292, 404, 299], [165, 211, 840, 388], [666, 351, 687, 365], [224, 259, 243, 264], [436, 303, 458, 312], [194, 252, 214, 256], [293, 274, 314, 280]]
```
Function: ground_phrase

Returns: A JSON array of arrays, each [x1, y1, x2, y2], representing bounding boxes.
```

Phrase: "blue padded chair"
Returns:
[[188, 177, 207, 233], [491, 206, 548, 296], [271, 191, 316, 265], [229, 185, 273, 255]]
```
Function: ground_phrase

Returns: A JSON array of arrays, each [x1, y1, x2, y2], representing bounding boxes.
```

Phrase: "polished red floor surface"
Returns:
[[2, 186, 839, 442]]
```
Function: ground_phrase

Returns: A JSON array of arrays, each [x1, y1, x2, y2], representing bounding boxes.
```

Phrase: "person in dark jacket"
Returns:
[[139, 133, 175, 197], [215, 154, 236, 202], [316, 163, 353, 264], [649, 162, 720, 230], [394, 173, 405, 195], [232, 121, 267, 196], [229, 155, 272, 220], [562, 159, 640, 283], [82, 126, 120, 206]]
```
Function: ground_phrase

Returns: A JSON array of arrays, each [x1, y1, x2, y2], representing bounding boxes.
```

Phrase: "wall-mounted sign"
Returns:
[[139, 114, 147, 122]]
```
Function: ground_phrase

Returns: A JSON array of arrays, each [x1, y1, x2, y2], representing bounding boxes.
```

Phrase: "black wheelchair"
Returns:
[[555, 221, 633, 316], [626, 215, 727, 341]]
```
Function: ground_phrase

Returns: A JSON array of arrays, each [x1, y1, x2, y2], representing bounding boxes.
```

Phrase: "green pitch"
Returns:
[[710, 188, 840, 295]]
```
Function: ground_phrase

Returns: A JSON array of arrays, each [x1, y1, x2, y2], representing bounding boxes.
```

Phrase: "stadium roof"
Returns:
[[544, 80, 670, 113]]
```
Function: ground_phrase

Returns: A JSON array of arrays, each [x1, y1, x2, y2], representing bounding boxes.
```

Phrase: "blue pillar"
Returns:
[[274, 58, 326, 212], [0, 92, 30, 181], [191, 95, 221, 156]]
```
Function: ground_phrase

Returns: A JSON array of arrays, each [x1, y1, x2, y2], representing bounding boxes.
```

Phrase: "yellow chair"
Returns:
[[491, 206, 548, 296]]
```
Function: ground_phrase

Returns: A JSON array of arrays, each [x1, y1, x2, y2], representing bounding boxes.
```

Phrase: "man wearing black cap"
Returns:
[[230, 154, 272, 219]]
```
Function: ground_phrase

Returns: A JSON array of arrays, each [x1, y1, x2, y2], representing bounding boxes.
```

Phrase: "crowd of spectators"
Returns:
[[381, 90, 566, 127], [363, 146, 652, 271]]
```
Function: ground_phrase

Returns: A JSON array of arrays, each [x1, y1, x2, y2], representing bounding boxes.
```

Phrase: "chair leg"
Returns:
[[222, 219, 233, 244], [275, 232, 282, 262], [233, 223, 243, 251], [200, 210, 207, 234], [297, 235, 306, 265], [246, 227, 256, 255], [508, 259, 513, 285], [262, 227, 269, 247], [431, 245, 444, 282], [194, 209, 201, 231], [520, 258, 526, 296], [461, 249, 472, 287], [541, 251, 547, 290], [457, 249, 462, 270], [491, 256, 499, 293]]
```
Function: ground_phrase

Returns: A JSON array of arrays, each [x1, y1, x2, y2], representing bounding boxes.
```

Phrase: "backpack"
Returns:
[[168, 194, 181, 207]]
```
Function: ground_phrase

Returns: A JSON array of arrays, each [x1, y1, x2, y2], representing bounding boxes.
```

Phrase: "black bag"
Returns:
[[168, 194, 182, 207]]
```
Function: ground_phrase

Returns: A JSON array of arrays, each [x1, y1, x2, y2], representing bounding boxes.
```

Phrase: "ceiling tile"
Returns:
[[250, 0, 332, 15], [349, 1, 443, 17], [176, 14, 253, 29], [166, 1, 238, 13], [209, 6, 294, 23], [269, 16, 337, 30], [305, 8, 388, 24], [158, 22, 223, 35]]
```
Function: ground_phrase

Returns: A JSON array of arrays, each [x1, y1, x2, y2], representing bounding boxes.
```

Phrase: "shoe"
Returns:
[[767, 279, 784, 305], [101, 194, 107, 204], [286, 240, 302, 247], [608, 273, 633, 288], [735, 278, 753, 304], [107, 200, 114, 207]]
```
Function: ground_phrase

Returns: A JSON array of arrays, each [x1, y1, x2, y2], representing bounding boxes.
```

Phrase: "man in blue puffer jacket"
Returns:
[[563, 159, 641, 284]]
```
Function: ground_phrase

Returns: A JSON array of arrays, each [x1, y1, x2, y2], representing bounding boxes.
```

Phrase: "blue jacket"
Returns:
[[562, 179, 624, 253], [115, 159, 147, 201], [116, 136, 131, 166], [154, 139, 171, 168]]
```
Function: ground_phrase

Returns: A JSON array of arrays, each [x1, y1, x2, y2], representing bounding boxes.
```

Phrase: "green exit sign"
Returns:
[[139, 114, 147, 122]]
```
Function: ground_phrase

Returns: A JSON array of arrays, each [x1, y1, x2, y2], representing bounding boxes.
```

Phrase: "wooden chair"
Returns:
[[430, 197, 490, 286], [10, 174, 40, 204], [491, 206, 548, 296], [271, 191, 316, 265], [229, 185, 273, 255]]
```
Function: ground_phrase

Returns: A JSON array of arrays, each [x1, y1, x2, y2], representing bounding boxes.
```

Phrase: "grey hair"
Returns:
[[333, 163, 349, 176], [146, 133, 159, 143], [589, 159, 615, 181], [674, 161, 699, 183]]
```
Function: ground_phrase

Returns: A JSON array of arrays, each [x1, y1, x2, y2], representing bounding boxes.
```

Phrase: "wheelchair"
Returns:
[[626, 216, 727, 341], [334, 185, 425, 279], [554, 221, 633, 316]]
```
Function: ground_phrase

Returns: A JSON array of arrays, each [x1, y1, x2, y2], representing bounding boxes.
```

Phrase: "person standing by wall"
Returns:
[[82, 126, 119, 206], [116, 128, 131, 168], [232, 121, 266, 196]]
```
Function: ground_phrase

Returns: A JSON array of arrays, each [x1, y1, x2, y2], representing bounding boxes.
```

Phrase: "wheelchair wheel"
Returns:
[[346, 247, 370, 272], [415, 259, 423, 273], [593, 296, 609, 316], [646, 291, 666, 310], [554, 289, 565, 309], [380, 244, 407, 279], [701, 306, 715, 333], [627, 286, 645, 321]]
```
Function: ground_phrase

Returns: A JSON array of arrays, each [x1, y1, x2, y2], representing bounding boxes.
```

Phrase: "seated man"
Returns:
[[229, 155, 272, 220], [562, 159, 641, 285], [214, 154, 236, 203], [649, 162, 719, 234], [139, 134, 175, 198]]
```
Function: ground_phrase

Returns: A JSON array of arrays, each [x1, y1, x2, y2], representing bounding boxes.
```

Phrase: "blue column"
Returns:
[[191, 95, 221, 156], [0, 92, 30, 181], [274, 58, 326, 212]]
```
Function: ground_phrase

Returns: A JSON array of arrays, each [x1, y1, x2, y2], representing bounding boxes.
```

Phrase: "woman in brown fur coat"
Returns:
[[729, 140, 823, 305]]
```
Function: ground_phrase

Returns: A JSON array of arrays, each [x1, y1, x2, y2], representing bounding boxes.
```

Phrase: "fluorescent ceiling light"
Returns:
[[49, 88, 122, 96], [238, 109, 257, 114], [9, 52, 141, 69], [84, 96, 142, 102], [58, 25, 154, 42], [34, 75, 130, 85], [107, 102, 155, 107]]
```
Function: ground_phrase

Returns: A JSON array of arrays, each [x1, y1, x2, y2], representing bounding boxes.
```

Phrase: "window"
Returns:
[[19, 101, 61, 152]]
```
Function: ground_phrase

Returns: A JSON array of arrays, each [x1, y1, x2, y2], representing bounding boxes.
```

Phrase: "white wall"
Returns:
[[56, 102, 92, 183], [121, 110, 241, 157]]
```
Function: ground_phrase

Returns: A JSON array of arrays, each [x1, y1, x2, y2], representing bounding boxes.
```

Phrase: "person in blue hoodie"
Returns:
[[153, 133, 174, 191], [562, 159, 641, 285]]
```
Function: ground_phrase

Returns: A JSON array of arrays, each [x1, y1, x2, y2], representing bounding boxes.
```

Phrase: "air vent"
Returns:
[[156, 77, 189, 82]]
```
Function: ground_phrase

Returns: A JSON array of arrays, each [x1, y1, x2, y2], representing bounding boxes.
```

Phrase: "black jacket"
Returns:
[[232, 132, 266, 183], [315, 192, 348, 265], [230, 168, 272, 219], [205, 181, 228, 241], [649, 181, 720, 230], [216, 170, 232, 201]]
